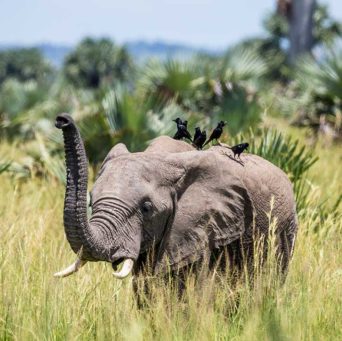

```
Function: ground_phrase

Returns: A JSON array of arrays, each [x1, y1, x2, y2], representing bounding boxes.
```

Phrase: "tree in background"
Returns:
[[0, 48, 53, 138], [63, 37, 134, 89], [276, 0, 341, 62], [278, 0, 316, 63], [0, 48, 52, 84], [240, 1, 341, 80]]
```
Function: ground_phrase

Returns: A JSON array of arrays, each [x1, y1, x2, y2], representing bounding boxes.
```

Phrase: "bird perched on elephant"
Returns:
[[203, 120, 226, 147], [173, 118, 192, 141], [54, 113, 298, 284], [192, 128, 207, 150], [227, 142, 249, 159]]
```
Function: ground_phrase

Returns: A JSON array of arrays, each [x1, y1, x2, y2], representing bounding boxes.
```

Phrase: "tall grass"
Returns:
[[0, 137, 341, 340]]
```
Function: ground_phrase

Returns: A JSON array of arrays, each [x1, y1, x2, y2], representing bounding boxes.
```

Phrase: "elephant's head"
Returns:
[[54, 114, 253, 278]]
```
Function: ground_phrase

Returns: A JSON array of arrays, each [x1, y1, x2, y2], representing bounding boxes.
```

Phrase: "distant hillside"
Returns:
[[0, 41, 219, 67], [0, 43, 72, 67], [125, 41, 213, 62], [37, 44, 72, 66]]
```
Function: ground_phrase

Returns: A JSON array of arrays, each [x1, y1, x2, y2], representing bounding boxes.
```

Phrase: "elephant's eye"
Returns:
[[141, 201, 153, 215]]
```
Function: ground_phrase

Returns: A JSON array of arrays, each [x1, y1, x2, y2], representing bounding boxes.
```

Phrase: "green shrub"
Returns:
[[63, 37, 134, 89], [0, 48, 53, 84]]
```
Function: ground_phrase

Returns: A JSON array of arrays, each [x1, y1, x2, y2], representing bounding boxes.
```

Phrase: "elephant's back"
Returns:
[[146, 136, 195, 153], [215, 147, 297, 235]]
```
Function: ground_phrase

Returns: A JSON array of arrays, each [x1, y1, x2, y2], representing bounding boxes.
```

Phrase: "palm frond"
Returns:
[[221, 46, 268, 83], [138, 59, 198, 107], [296, 52, 342, 100], [102, 88, 157, 151], [35, 133, 66, 184]]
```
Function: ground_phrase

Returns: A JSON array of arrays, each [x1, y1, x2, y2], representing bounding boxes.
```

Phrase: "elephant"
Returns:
[[54, 113, 298, 283]]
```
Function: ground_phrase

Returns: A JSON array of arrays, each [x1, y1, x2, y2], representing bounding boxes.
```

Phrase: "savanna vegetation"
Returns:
[[0, 1, 341, 339]]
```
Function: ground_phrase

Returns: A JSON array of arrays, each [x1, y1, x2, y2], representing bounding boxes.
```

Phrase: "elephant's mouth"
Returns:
[[112, 258, 125, 271], [111, 258, 135, 279]]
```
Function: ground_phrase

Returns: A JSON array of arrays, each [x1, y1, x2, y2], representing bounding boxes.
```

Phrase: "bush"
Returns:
[[275, 51, 342, 138], [63, 37, 135, 89], [0, 48, 52, 84]]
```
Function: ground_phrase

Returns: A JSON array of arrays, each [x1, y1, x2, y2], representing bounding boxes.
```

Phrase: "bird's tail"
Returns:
[[219, 143, 232, 149], [203, 139, 210, 147]]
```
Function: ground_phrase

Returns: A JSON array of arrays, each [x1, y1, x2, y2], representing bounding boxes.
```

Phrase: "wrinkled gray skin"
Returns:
[[55, 114, 298, 280]]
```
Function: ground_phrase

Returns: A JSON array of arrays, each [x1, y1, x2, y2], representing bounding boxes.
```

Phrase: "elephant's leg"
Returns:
[[209, 240, 250, 285], [132, 276, 145, 309], [209, 241, 242, 272], [171, 255, 211, 296], [132, 268, 189, 307], [132, 272, 164, 308], [277, 228, 297, 280], [226, 240, 244, 276], [277, 231, 288, 275], [240, 241, 256, 285]]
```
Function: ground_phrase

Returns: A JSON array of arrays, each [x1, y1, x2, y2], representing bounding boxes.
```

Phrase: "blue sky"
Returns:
[[0, 0, 341, 48]]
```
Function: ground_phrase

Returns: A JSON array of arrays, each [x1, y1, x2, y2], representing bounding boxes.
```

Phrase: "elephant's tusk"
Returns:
[[54, 247, 86, 278], [112, 259, 134, 279]]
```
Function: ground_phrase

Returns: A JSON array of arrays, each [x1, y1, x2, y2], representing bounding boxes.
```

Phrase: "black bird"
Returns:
[[203, 121, 226, 147], [193, 127, 202, 142], [173, 118, 192, 141], [173, 131, 182, 140], [228, 142, 249, 159], [192, 129, 207, 150], [172, 118, 183, 140]]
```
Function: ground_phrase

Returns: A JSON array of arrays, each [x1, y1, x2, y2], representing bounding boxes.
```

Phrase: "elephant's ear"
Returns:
[[97, 143, 129, 177], [155, 162, 254, 273]]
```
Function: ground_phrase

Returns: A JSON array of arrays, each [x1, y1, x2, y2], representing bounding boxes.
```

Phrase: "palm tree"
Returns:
[[288, 0, 316, 63], [138, 59, 199, 110], [63, 38, 135, 89], [294, 51, 342, 132], [276, 50, 342, 138], [277, 1, 341, 63], [137, 47, 268, 135], [0, 48, 53, 84], [102, 87, 177, 152]]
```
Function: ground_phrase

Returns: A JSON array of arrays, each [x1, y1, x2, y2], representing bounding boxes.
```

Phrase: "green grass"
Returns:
[[0, 134, 341, 340]]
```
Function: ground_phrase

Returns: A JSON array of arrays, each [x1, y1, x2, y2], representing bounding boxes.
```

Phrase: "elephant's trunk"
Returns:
[[55, 113, 106, 262]]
